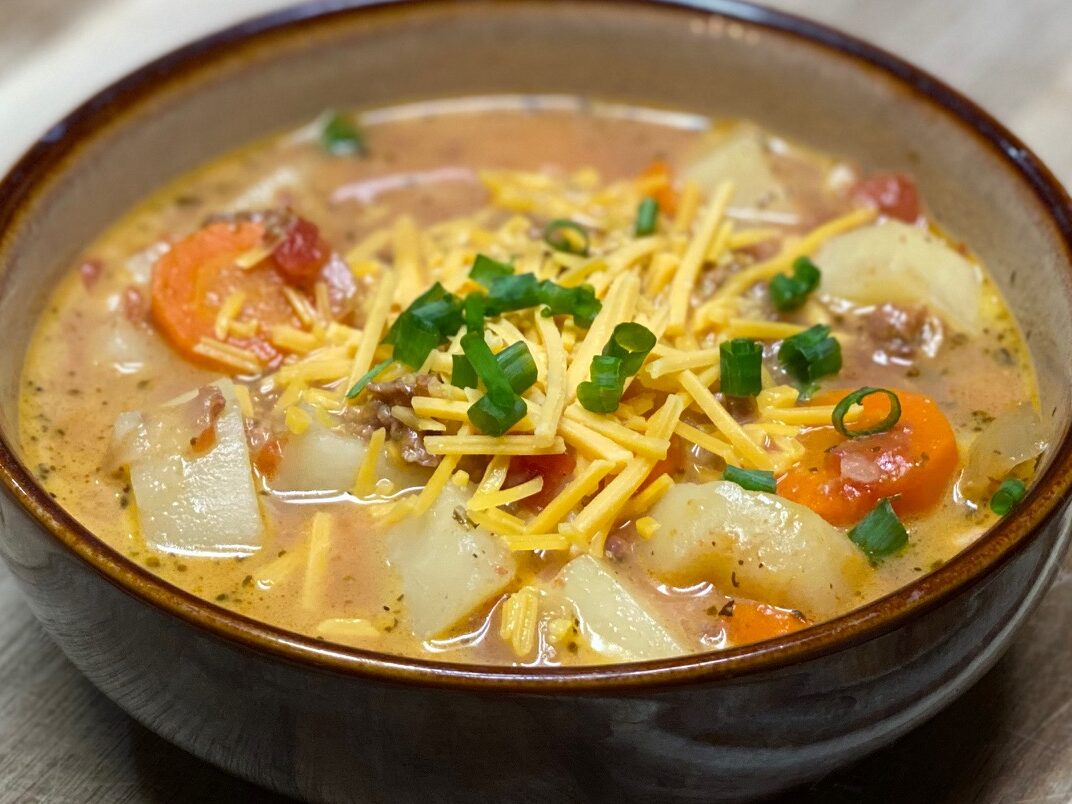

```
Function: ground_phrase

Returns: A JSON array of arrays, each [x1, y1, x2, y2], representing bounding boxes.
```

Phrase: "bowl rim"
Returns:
[[0, 0, 1070, 692]]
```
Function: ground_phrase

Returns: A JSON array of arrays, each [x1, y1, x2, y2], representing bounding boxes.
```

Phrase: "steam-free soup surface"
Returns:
[[20, 98, 1045, 666]]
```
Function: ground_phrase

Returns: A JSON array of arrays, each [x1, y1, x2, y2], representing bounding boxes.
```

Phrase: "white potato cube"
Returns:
[[121, 379, 263, 556], [683, 129, 793, 213], [272, 421, 430, 495], [815, 220, 983, 333], [641, 482, 867, 620], [556, 555, 687, 662], [386, 486, 516, 638]]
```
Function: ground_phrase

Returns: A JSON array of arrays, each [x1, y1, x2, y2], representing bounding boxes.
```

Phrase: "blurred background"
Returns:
[[0, 1, 1069, 802]]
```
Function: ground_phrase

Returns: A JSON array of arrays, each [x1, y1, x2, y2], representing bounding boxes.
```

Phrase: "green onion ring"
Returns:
[[543, 219, 590, 256], [832, 387, 901, 438]]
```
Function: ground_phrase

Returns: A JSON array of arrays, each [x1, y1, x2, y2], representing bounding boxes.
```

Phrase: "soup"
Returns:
[[19, 98, 1046, 666]]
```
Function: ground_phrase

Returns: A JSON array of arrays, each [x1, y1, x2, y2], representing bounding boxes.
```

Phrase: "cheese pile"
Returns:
[[253, 167, 877, 555]]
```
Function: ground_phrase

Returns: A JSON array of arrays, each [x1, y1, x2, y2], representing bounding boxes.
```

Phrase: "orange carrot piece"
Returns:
[[778, 388, 959, 526], [640, 160, 678, 217], [723, 600, 808, 646], [150, 222, 299, 370]]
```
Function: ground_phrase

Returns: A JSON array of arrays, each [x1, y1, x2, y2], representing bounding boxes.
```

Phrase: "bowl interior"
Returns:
[[0, 0, 1069, 677]]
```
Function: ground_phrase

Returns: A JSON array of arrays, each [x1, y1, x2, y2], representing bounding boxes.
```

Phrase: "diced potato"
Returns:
[[815, 220, 983, 333], [682, 128, 793, 213], [272, 420, 429, 494], [555, 555, 686, 662], [120, 379, 264, 556], [641, 482, 867, 620], [386, 486, 516, 638], [273, 425, 365, 493]]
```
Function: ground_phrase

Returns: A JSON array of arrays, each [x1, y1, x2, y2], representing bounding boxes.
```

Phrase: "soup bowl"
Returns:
[[0, 1, 1070, 801]]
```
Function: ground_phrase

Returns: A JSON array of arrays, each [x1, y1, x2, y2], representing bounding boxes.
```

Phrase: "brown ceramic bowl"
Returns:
[[0, 1, 1070, 801]]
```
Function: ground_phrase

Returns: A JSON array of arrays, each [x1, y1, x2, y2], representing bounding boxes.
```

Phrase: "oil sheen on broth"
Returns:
[[19, 97, 1046, 666]]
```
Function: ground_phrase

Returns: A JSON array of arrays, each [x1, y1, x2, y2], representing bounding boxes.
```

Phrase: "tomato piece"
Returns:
[[723, 600, 808, 646], [643, 435, 684, 489], [271, 217, 329, 286], [149, 222, 300, 371], [504, 452, 577, 511], [640, 160, 678, 217], [852, 172, 920, 223], [79, 259, 102, 289], [777, 388, 958, 526]]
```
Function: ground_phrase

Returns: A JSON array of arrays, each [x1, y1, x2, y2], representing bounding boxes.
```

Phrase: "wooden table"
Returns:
[[0, 2, 1069, 801]]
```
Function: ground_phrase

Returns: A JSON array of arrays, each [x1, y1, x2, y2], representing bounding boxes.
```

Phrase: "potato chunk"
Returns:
[[815, 220, 982, 333], [682, 128, 793, 213], [556, 555, 686, 662], [386, 486, 516, 638], [116, 379, 263, 556], [641, 482, 867, 620], [272, 420, 429, 494]]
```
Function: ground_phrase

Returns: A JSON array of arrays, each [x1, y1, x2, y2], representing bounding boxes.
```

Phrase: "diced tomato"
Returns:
[[79, 259, 102, 289], [642, 435, 684, 489], [271, 217, 329, 286], [504, 452, 577, 511], [852, 172, 920, 223], [122, 286, 149, 322], [252, 435, 284, 479], [778, 388, 958, 526]]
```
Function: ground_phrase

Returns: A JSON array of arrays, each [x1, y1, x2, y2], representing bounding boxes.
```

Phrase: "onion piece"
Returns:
[[959, 404, 1048, 501]]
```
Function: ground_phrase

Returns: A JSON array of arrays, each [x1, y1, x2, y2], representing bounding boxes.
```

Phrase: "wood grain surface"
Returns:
[[0, 2, 1069, 802]]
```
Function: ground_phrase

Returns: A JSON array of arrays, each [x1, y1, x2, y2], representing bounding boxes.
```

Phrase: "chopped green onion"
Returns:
[[769, 256, 821, 311], [590, 354, 625, 387], [459, 332, 533, 434], [635, 197, 659, 237], [392, 315, 441, 368], [381, 282, 465, 368], [990, 477, 1027, 516], [778, 324, 842, 383], [577, 355, 626, 414], [469, 254, 513, 287], [383, 282, 453, 344], [848, 498, 908, 558], [460, 331, 514, 399], [319, 112, 365, 156], [496, 341, 538, 393], [543, 219, 590, 256], [485, 273, 541, 315], [463, 292, 485, 333], [723, 465, 777, 493], [467, 391, 526, 437], [538, 280, 601, 328], [346, 358, 392, 399], [602, 322, 657, 375], [719, 338, 764, 397], [576, 380, 624, 414], [410, 296, 463, 336], [451, 354, 478, 389], [577, 324, 655, 414], [832, 387, 901, 438]]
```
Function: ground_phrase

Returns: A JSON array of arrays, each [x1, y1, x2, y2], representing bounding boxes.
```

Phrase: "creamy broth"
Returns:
[[19, 98, 1043, 666]]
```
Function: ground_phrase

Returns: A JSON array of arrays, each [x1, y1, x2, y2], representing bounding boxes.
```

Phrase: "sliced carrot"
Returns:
[[723, 600, 808, 646], [150, 222, 300, 371], [639, 160, 678, 217], [777, 388, 958, 526]]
